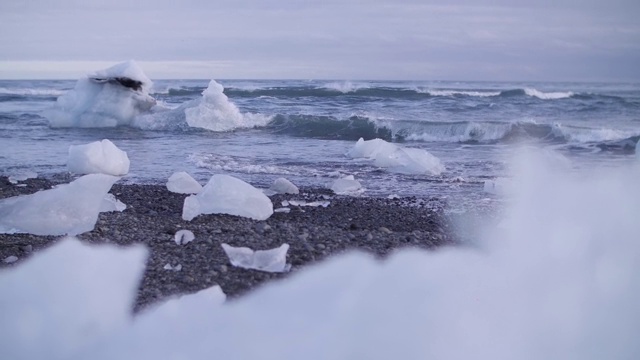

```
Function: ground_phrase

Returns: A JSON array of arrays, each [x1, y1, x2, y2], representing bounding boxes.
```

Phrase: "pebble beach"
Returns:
[[0, 175, 454, 311]]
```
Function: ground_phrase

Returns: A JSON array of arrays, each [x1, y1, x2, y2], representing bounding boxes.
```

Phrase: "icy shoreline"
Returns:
[[0, 175, 453, 310]]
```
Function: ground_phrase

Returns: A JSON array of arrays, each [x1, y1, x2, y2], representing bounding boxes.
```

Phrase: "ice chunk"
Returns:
[[7, 171, 38, 184], [347, 138, 445, 175], [182, 174, 273, 221], [221, 243, 290, 272], [3, 255, 18, 263], [287, 199, 330, 207], [184, 80, 270, 132], [100, 193, 127, 212], [174, 230, 195, 245], [163, 263, 182, 271], [68, 139, 130, 176], [331, 175, 363, 195], [274, 207, 291, 213], [0, 237, 147, 360], [166, 172, 203, 194], [45, 60, 156, 128], [269, 177, 299, 195], [0, 174, 119, 235]]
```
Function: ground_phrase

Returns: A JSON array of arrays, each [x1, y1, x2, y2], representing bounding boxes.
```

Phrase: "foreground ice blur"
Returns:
[[0, 149, 638, 359]]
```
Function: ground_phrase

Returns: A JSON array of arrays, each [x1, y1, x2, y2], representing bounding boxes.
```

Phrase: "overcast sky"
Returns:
[[1, 0, 638, 81]]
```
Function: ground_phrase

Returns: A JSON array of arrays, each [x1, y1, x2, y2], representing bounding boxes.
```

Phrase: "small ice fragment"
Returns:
[[288, 200, 304, 206], [166, 172, 203, 194], [174, 230, 195, 245], [331, 175, 363, 195], [68, 139, 130, 176], [8, 171, 38, 184], [100, 193, 127, 212], [163, 263, 182, 271], [269, 177, 299, 194], [281, 200, 289, 207], [3, 255, 18, 264], [274, 207, 291, 213], [388, 194, 400, 199], [221, 243, 290, 273]]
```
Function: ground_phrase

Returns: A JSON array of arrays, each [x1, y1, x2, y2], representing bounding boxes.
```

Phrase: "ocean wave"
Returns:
[[0, 87, 66, 97], [265, 114, 394, 141], [523, 88, 573, 100], [418, 89, 501, 97]]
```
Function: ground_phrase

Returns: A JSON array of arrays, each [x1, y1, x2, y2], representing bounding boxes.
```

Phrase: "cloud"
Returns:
[[1, 0, 638, 80]]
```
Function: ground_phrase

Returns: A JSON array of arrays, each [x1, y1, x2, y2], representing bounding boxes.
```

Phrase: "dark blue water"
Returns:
[[1, 79, 639, 212]]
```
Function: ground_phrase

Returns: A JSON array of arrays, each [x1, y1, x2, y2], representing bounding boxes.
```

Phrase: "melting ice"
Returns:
[[166, 171, 203, 194], [68, 139, 130, 176], [0, 174, 119, 235], [348, 137, 445, 175], [182, 174, 273, 221], [221, 243, 291, 273]]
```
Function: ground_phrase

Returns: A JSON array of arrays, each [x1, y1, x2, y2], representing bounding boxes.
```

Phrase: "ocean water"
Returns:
[[1, 78, 639, 213]]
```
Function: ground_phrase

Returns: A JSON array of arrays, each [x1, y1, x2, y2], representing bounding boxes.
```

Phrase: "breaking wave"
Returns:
[[0, 87, 67, 97], [220, 86, 584, 101], [264, 115, 640, 149]]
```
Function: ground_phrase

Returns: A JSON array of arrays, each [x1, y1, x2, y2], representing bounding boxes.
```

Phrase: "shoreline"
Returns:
[[0, 176, 454, 311]]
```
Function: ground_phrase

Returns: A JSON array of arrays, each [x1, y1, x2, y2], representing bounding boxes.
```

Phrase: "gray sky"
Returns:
[[1, 0, 639, 81]]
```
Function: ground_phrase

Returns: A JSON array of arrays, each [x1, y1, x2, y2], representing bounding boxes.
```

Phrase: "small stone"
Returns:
[[255, 223, 272, 233], [379, 227, 392, 234], [316, 243, 326, 250], [3, 255, 18, 264], [218, 265, 228, 273], [21, 245, 33, 253], [366, 233, 374, 241]]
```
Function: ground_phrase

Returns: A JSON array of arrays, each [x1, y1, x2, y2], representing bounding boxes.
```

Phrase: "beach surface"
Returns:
[[0, 176, 454, 311]]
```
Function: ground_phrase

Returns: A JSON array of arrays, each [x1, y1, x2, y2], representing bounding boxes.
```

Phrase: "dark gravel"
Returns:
[[0, 176, 455, 312]]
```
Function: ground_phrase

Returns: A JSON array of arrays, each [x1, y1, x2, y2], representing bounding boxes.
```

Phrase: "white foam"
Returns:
[[0, 174, 119, 235], [551, 123, 636, 143], [348, 138, 445, 175], [0, 87, 66, 96], [182, 174, 273, 221], [424, 89, 501, 97], [184, 80, 271, 131], [323, 81, 365, 93], [68, 139, 130, 176], [166, 171, 202, 194], [221, 243, 291, 273], [524, 87, 573, 100]]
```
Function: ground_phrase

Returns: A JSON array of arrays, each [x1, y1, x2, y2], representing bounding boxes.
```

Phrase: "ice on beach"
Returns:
[[0, 237, 147, 360], [184, 80, 270, 132], [174, 230, 195, 245], [347, 138, 445, 175], [166, 172, 203, 194], [45, 61, 157, 128], [7, 171, 38, 184], [274, 207, 291, 213], [269, 177, 299, 195], [285, 199, 330, 207], [163, 263, 182, 271], [100, 193, 127, 212], [3, 255, 18, 263], [0, 174, 119, 235], [330, 175, 363, 195], [68, 139, 130, 176], [182, 174, 274, 221], [221, 243, 291, 273]]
